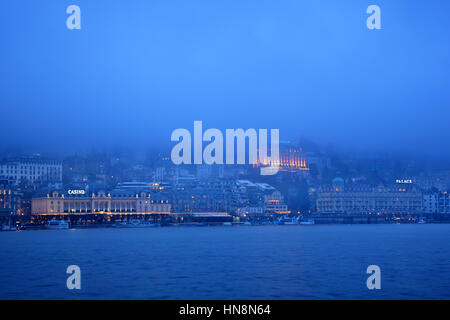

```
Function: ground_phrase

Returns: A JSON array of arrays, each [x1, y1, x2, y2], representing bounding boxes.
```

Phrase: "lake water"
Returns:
[[1, 224, 449, 299]]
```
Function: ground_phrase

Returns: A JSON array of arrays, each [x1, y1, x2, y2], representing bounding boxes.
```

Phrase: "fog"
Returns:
[[1, 1, 450, 160]]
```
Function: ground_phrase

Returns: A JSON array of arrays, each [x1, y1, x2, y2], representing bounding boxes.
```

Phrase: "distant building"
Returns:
[[169, 180, 234, 213], [264, 190, 289, 214], [423, 192, 450, 214], [196, 164, 212, 180], [316, 181, 423, 214], [235, 180, 289, 214], [415, 172, 450, 191], [236, 206, 265, 217], [254, 143, 309, 173], [438, 191, 450, 214], [0, 179, 30, 224], [423, 193, 438, 213], [154, 167, 166, 183], [0, 180, 16, 218], [0, 158, 62, 185], [304, 152, 331, 172]]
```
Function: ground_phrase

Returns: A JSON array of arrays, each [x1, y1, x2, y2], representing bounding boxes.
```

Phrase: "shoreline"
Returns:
[[2, 220, 450, 232]]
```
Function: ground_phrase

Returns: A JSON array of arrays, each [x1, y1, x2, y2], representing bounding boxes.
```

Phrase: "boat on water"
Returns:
[[299, 219, 315, 225], [45, 218, 70, 230], [276, 216, 315, 225], [417, 218, 426, 224], [112, 219, 160, 228], [276, 216, 300, 225]]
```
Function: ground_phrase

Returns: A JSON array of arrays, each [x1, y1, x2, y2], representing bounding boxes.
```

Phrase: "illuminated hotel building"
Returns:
[[255, 145, 309, 172], [32, 189, 171, 215], [316, 183, 423, 214]]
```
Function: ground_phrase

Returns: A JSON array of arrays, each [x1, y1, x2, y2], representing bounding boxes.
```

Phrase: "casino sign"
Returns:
[[68, 189, 86, 195]]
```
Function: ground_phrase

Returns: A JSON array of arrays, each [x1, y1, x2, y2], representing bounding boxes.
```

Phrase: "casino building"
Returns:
[[32, 189, 171, 215]]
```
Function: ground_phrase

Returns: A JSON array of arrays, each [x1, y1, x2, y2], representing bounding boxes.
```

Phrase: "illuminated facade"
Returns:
[[0, 180, 16, 216], [32, 189, 171, 215], [264, 190, 289, 214], [255, 145, 309, 172], [316, 185, 423, 214]]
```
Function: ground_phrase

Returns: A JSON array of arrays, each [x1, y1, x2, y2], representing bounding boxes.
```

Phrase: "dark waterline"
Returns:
[[0, 224, 449, 300]]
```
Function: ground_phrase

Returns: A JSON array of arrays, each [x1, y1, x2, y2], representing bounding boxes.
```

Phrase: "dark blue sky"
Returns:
[[1, 1, 450, 157]]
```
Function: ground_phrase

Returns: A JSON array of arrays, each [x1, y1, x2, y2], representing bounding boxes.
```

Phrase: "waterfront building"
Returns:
[[0, 180, 16, 217], [32, 188, 171, 215], [423, 193, 439, 213], [437, 191, 450, 214], [169, 179, 235, 213], [0, 158, 62, 185], [422, 191, 450, 214], [236, 206, 265, 217], [264, 190, 289, 214], [235, 180, 289, 214], [316, 182, 423, 214], [0, 179, 28, 225]]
